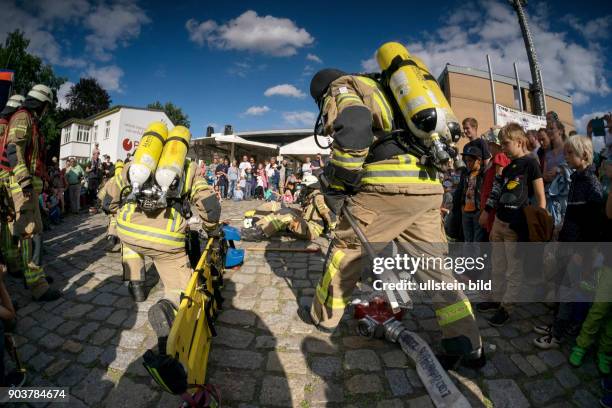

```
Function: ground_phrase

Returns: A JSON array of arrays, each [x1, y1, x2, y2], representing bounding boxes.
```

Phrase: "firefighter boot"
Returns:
[[104, 235, 118, 252], [148, 299, 177, 355], [128, 281, 146, 302]]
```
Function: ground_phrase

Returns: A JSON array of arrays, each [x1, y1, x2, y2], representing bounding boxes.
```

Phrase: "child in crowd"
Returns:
[[255, 167, 265, 200], [282, 188, 294, 204], [533, 136, 606, 352], [233, 185, 244, 201], [456, 145, 486, 242], [479, 129, 511, 235], [477, 123, 546, 327]]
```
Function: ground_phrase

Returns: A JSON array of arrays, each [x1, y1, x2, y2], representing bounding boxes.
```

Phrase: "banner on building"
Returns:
[[0, 70, 15, 110], [495, 104, 546, 130]]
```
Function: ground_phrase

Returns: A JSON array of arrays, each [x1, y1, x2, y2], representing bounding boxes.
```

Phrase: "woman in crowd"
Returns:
[[537, 127, 551, 172], [228, 160, 239, 199]]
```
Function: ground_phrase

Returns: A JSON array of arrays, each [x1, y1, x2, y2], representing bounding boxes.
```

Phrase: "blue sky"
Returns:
[[2, 0, 610, 135]]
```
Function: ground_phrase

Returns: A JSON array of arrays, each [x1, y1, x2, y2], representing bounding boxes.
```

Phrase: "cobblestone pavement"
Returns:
[[5, 200, 604, 407]]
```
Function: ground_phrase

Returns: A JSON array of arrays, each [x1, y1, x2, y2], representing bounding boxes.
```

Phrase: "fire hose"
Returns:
[[340, 204, 470, 408]]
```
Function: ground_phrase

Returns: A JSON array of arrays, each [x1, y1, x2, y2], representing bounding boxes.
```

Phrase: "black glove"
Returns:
[[323, 190, 347, 216]]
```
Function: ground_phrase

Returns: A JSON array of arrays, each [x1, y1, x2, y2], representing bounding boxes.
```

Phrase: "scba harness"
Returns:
[[123, 159, 195, 218]]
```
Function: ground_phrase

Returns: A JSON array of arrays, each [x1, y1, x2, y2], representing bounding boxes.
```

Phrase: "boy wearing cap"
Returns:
[[455, 144, 487, 242]]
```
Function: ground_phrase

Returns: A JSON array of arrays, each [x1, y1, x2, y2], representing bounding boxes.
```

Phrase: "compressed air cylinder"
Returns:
[[129, 121, 168, 190], [411, 56, 461, 141], [155, 125, 191, 193], [376, 42, 447, 141]]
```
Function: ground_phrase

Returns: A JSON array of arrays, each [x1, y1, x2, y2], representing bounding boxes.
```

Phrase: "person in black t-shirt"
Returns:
[[476, 123, 546, 327], [216, 158, 229, 198]]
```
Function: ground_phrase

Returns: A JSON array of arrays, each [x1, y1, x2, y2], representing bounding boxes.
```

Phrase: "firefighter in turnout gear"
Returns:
[[241, 174, 335, 241], [105, 123, 220, 317], [5, 85, 61, 301], [0, 95, 25, 277], [306, 66, 484, 368], [99, 160, 124, 252]]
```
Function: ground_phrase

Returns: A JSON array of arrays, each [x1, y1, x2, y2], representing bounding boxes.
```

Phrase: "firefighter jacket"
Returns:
[[6, 109, 45, 196], [106, 160, 220, 252], [302, 189, 333, 233], [321, 75, 442, 195]]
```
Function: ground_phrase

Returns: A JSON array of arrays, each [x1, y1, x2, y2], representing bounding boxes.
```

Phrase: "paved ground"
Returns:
[[4, 200, 605, 407]]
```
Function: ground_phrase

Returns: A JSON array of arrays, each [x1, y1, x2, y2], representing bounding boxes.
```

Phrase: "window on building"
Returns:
[[76, 125, 90, 142], [93, 125, 98, 142], [63, 127, 71, 144], [104, 120, 111, 140]]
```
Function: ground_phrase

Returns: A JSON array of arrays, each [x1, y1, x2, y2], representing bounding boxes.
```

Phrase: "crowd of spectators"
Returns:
[[41, 143, 119, 230], [442, 113, 612, 392], [197, 153, 326, 203]]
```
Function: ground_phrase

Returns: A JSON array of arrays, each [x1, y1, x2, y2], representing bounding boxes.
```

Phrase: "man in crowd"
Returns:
[[463, 117, 492, 166], [65, 158, 84, 214]]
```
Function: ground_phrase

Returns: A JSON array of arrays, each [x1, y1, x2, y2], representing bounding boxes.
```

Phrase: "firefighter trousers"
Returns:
[[1, 221, 21, 274], [310, 191, 482, 354], [12, 192, 48, 299], [121, 243, 192, 305], [257, 208, 322, 240]]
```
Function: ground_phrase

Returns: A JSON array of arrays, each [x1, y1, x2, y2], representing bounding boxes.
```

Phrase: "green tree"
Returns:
[[147, 101, 191, 128], [65, 77, 111, 119], [0, 30, 66, 146]]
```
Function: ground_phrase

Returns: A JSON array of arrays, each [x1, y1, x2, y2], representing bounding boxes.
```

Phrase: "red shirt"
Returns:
[[480, 152, 511, 232]]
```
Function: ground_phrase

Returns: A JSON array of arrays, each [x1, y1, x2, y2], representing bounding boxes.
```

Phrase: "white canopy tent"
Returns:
[[209, 134, 279, 151], [279, 135, 331, 156]]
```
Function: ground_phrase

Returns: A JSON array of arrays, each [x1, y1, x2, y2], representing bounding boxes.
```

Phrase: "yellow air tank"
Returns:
[[155, 125, 191, 195], [114, 160, 124, 173], [411, 55, 461, 141], [129, 121, 168, 192], [376, 42, 447, 141]]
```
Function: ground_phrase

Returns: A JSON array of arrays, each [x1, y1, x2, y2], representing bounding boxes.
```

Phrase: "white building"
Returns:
[[59, 105, 173, 165]]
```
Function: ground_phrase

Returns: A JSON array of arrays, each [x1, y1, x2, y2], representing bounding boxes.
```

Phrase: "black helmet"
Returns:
[[310, 68, 347, 103]]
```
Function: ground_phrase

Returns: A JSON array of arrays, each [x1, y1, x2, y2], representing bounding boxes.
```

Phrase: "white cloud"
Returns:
[[244, 105, 270, 116], [264, 84, 305, 98], [574, 111, 608, 134], [85, 65, 124, 92], [1, 0, 148, 74], [84, 2, 150, 61], [282, 111, 316, 126], [360, 55, 378, 72], [306, 53, 322, 63], [302, 64, 315, 77], [362, 0, 609, 106], [56, 81, 74, 109], [565, 15, 611, 41], [185, 10, 314, 57], [0, 1, 86, 68], [35, 0, 91, 23], [185, 19, 218, 45]]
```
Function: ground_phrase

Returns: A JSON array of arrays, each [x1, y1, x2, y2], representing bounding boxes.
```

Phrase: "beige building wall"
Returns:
[[441, 66, 574, 146]]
